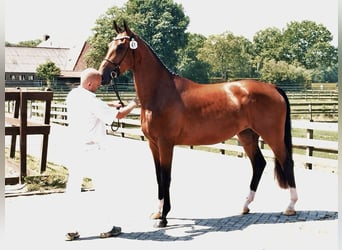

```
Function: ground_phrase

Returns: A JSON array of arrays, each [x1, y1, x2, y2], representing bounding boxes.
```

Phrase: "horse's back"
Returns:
[[148, 77, 286, 145], [226, 79, 278, 94]]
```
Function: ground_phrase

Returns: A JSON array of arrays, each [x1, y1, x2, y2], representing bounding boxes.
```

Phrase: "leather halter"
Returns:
[[102, 35, 134, 132], [103, 35, 133, 79]]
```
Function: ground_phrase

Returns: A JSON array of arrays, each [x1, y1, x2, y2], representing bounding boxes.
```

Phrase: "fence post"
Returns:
[[308, 103, 313, 121], [259, 138, 265, 150], [306, 128, 313, 169], [237, 140, 243, 157], [220, 141, 225, 155]]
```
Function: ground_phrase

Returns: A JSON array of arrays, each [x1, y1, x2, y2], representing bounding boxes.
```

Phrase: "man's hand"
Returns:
[[108, 101, 124, 109]]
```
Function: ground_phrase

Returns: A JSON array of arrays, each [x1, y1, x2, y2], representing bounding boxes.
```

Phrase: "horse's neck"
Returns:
[[133, 43, 175, 107]]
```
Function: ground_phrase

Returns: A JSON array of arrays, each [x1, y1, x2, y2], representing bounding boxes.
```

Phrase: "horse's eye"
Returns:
[[117, 43, 125, 52]]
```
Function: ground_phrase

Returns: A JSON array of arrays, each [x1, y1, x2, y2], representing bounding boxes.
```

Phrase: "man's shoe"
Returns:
[[99, 226, 121, 238], [65, 232, 80, 241]]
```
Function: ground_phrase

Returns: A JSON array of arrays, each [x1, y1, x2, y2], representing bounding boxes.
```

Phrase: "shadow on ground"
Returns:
[[78, 210, 337, 242]]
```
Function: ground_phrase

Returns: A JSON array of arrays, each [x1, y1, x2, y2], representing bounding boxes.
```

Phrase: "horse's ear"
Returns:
[[113, 21, 123, 33], [123, 20, 132, 34]]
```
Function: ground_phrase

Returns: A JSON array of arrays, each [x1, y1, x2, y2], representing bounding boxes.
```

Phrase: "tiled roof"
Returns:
[[5, 44, 86, 73]]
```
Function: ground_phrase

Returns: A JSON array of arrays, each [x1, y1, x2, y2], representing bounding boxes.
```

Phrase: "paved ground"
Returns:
[[4, 124, 338, 250]]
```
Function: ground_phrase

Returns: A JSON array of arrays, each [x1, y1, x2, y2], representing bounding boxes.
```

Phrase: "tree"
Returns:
[[176, 33, 210, 83], [6, 39, 42, 47], [86, 0, 189, 71], [259, 59, 311, 86], [125, 0, 189, 71], [311, 63, 338, 83], [36, 61, 61, 88], [86, 6, 123, 68], [281, 20, 337, 69], [253, 21, 338, 83], [198, 32, 254, 81], [17, 39, 42, 47], [252, 28, 283, 74]]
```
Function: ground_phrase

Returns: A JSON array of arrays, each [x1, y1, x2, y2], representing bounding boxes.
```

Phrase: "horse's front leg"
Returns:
[[154, 167, 171, 228], [150, 140, 174, 228], [149, 140, 163, 220], [150, 162, 164, 220]]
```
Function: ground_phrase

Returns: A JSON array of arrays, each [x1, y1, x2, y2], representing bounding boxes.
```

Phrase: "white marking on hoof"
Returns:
[[283, 208, 296, 216], [290, 187, 298, 204], [150, 211, 162, 220], [150, 199, 164, 219], [242, 190, 255, 214], [242, 207, 250, 214], [158, 199, 164, 211], [284, 187, 298, 215]]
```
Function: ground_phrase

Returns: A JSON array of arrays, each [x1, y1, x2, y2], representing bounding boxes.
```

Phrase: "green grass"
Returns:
[[5, 121, 337, 191], [292, 128, 338, 141], [5, 147, 93, 192]]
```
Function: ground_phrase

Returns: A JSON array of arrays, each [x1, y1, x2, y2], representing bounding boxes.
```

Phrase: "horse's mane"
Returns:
[[139, 36, 178, 77]]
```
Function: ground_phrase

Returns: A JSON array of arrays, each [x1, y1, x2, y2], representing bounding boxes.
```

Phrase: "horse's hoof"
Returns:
[[242, 207, 250, 214], [283, 209, 296, 216], [153, 219, 168, 228], [150, 211, 162, 220]]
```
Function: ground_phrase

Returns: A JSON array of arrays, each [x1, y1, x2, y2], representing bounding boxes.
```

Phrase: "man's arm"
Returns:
[[116, 97, 139, 119]]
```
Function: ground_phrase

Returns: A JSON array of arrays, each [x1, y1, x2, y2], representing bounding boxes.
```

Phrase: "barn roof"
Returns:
[[5, 43, 86, 73]]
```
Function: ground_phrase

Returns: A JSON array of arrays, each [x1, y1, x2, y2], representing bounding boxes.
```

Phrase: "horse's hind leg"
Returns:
[[238, 129, 266, 214], [266, 137, 298, 215]]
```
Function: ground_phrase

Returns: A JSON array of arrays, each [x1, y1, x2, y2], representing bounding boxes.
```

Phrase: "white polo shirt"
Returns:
[[66, 86, 118, 148]]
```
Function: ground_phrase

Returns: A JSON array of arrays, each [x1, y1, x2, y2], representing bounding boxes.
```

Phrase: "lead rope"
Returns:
[[108, 36, 138, 132], [110, 77, 125, 132]]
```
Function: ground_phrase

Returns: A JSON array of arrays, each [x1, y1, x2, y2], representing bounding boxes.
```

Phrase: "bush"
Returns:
[[259, 59, 311, 85]]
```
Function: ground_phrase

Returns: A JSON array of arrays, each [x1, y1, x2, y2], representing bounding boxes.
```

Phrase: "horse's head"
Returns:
[[99, 20, 138, 85]]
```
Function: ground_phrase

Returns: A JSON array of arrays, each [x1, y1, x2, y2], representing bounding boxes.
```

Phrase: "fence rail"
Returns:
[[53, 90, 339, 120], [21, 86, 338, 118], [23, 100, 338, 122], [108, 117, 337, 171], [8, 101, 337, 171]]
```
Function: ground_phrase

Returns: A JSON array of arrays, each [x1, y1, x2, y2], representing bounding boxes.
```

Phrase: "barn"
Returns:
[[5, 37, 90, 89]]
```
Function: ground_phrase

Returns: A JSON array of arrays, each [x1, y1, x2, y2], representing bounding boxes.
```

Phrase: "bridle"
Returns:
[[102, 35, 137, 132], [102, 35, 137, 79], [103, 58, 121, 79]]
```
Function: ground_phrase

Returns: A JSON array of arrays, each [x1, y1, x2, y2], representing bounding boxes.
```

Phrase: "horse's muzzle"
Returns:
[[100, 68, 113, 85], [100, 66, 120, 85], [100, 71, 111, 85], [110, 66, 120, 79]]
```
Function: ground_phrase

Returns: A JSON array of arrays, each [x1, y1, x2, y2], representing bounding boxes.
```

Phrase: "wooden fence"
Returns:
[[50, 91, 338, 121], [5, 89, 53, 185], [17, 102, 338, 171], [109, 116, 337, 171]]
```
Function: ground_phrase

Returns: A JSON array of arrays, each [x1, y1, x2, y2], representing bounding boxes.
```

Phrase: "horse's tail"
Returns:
[[274, 87, 296, 189]]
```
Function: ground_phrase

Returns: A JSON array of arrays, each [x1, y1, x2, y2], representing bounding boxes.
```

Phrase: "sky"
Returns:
[[5, 0, 338, 47]]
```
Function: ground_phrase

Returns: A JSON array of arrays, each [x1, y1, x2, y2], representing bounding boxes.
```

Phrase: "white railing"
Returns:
[[10, 102, 338, 171]]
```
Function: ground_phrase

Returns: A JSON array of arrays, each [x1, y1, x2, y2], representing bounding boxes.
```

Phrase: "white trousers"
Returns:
[[63, 143, 119, 232]]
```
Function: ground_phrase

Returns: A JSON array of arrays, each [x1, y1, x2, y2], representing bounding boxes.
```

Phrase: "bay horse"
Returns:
[[99, 21, 298, 228]]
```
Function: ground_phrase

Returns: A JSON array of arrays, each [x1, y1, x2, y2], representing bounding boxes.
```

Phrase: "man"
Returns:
[[64, 68, 139, 241]]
